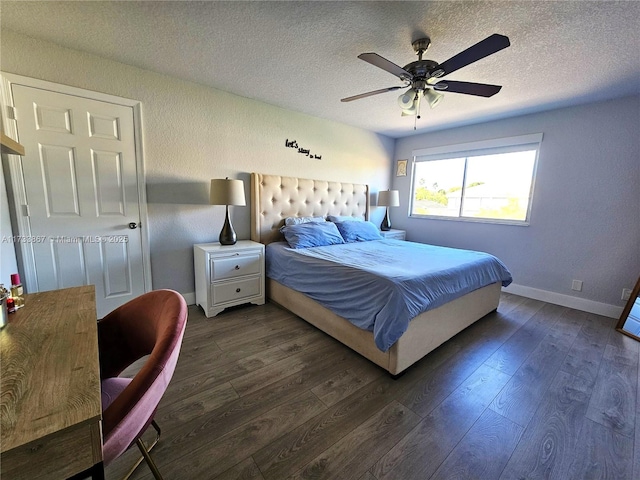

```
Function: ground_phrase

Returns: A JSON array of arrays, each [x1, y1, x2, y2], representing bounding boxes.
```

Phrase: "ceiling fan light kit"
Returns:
[[424, 89, 444, 109], [341, 33, 511, 127], [397, 88, 417, 109], [401, 100, 418, 117]]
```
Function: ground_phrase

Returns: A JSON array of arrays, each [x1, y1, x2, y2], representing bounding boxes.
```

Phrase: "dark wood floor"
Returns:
[[106, 293, 639, 480]]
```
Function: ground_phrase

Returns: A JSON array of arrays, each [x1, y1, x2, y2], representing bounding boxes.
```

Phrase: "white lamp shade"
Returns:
[[210, 178, 246, 206], [397, 88, 417, 109], [378, 190, 400, 207], [425, 89, 444, 109], [400, 92, 421, 116]]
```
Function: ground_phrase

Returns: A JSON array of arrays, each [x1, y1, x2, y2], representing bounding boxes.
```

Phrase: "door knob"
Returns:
[[129, 222, 138, 229]]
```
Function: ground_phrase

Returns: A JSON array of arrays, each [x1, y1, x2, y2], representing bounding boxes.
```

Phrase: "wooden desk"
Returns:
[[1, 286, 104, 480]]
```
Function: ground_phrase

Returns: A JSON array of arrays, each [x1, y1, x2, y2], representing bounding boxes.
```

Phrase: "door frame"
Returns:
[[0, 72, 152, 294]]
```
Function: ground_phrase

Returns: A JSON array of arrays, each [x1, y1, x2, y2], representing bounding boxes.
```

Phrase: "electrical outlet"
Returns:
[[571, 280, 583, 292], [622, 288, 632, 301]]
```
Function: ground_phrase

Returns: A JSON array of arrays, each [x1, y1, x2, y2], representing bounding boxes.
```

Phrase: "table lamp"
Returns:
[[210, 178, 246, 245], [378, 189, 400, 231]]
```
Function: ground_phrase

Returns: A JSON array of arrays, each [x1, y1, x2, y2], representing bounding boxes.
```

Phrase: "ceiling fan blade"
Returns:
[[341, 86, 403, 102], [437, 34, 510, 77], [434, 80, 502, 97], [358, 53, 413, 80]]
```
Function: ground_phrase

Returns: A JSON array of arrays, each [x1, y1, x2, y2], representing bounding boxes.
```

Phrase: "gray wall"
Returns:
[[392, 95, 640, 308], [2, 31, 638, 311], [0, 162, 18, 282], [0, 30, 395, 296]]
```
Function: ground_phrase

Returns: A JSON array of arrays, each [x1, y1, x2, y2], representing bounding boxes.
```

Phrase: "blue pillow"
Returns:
[[280, 222, 345, 249], [284, 216, 325, 226], [327, 215, 364, 223], [335, 221, 383, 242]]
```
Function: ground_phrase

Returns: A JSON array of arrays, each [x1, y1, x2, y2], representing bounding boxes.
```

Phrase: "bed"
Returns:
[[250, 172, 511, 375]]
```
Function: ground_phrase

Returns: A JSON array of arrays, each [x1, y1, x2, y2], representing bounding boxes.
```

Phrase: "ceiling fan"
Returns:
[[341, 34, 510, 121]]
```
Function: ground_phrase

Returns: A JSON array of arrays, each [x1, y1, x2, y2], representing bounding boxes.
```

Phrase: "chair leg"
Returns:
[[136, 437, 164, 480], [123, 420, 162, 480]]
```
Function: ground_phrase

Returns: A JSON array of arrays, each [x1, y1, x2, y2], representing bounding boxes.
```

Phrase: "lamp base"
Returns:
[[381, 207, 391, 231], [219, 206, 237, 245]]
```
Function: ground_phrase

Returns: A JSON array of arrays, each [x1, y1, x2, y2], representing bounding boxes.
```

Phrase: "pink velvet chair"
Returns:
[[98, 289, 187, 480]]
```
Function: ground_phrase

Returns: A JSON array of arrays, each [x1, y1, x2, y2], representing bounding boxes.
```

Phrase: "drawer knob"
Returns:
[[235, 265, 240, 270], [236, 288, 241, 293]]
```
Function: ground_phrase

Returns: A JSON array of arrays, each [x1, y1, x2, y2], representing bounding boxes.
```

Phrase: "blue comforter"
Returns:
[[266, 239, 512, 352]]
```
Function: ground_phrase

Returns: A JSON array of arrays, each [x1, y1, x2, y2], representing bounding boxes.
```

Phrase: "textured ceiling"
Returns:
[[1, 1, 639, 138]]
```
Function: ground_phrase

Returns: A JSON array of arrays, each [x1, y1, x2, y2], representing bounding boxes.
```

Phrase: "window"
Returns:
[[410, 133, 542, 225]]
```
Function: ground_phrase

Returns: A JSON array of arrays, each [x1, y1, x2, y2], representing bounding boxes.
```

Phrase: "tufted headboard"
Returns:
[[250, 173, 370, 245]]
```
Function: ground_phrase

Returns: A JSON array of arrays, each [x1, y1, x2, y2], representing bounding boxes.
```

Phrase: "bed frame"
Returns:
[[250, 172, 501, 375]]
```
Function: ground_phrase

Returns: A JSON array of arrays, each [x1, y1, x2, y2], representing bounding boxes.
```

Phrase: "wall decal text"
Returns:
[[285, 139, 322, 159]]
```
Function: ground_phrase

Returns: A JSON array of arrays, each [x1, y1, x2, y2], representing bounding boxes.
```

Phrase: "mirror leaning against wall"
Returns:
[[616, 276, 640, 341]]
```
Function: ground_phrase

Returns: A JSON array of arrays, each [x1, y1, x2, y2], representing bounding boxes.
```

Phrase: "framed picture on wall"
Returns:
[[396, 159, 408, 177]]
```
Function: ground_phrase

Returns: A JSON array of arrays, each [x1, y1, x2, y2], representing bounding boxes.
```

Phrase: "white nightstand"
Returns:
[[380, 229, 406, 240], [194, 240, 265, 317]]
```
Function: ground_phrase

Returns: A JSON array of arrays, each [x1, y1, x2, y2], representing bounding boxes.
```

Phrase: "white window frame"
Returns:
[[409, 133, 543, 226]]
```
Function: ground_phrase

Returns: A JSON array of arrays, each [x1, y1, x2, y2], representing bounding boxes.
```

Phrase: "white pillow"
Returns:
[[284, 216, 325, 226]]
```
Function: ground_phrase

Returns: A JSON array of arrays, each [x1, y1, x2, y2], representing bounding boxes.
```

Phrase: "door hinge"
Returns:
[[6, 105, 16, 120], [22, 204, 30, 217]]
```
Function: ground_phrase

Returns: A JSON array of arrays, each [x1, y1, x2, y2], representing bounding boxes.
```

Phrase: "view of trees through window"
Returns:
[[411, 150, 537, 223]]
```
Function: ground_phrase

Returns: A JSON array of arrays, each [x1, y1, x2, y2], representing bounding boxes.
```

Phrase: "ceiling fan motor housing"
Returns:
[[404, 59, 439, 78], [404, 60, 439, 92], [406, 37, 441, 87]]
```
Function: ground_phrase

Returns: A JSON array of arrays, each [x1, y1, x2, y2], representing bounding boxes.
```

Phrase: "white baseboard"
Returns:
[[502, 283, 623, 319], [182, 291, 196, 306]]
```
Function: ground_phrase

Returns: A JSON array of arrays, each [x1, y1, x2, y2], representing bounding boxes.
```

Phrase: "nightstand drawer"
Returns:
[[380, 229, 406, 240], [212, 277, 261, 305], [211, 254, 261, 281]]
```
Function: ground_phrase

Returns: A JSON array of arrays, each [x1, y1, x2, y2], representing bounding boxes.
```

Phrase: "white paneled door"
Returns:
[[12, 85, 146, 317]]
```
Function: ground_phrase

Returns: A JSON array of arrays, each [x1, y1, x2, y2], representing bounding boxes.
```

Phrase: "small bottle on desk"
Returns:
[[0, 284, 10, 327], [10, 273, 24, 309]]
